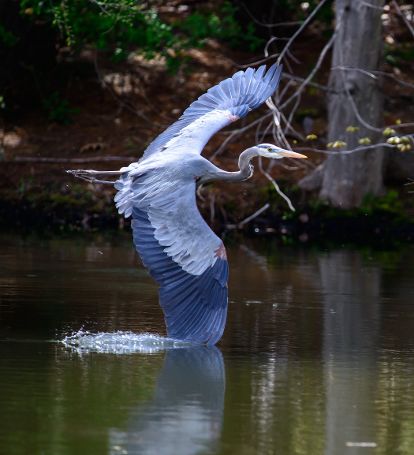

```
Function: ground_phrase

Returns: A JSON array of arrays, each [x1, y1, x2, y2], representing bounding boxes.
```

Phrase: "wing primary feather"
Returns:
[[139, 63, 283, 159], [130, 207, 229, 345]]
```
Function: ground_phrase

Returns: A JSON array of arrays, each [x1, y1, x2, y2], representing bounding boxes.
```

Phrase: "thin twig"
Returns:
[[333, 66, 414, 90], [225, 203, 270, 229], [283, 73, 332, 93], [280, 31, 337, 109], [277, 0, 331, 65], [258, 157, 296, 212], [357, 0, 387, 10], [392, 0, 414, 39], [210, 112, 273, 160], [295, 142, 401, 155], [334, 8, 385, 133], [241, 4, 302, 29]]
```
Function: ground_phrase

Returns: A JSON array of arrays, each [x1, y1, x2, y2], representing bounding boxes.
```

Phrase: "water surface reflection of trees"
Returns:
[[221, 244, 414, 454], [1, 238, 414, 454]]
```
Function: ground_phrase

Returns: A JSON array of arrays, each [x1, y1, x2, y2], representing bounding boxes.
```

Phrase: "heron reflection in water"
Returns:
[[68, 64, 306, 344], [109, 346, 225, 455]]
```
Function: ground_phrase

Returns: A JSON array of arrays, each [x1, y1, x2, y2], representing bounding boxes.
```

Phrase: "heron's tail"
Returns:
[[114, 165, 168, 219], [114, 167, 150, 218], [114, 171, 134, 217]]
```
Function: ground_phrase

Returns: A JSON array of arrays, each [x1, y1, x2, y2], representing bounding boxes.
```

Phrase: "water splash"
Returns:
[[61, 330, 193, 354]]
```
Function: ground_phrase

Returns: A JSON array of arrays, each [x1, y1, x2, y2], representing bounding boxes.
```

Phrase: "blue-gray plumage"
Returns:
[[67, 64, 307, 345], [132, 207, 228, 345], [142, 64, 283, 159]]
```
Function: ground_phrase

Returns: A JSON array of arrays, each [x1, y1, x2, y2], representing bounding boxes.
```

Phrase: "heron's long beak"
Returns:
[[278, 150, 308, 159]]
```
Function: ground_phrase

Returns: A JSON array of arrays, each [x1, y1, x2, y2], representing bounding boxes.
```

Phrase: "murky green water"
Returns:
[[1, 233, 414, 455]]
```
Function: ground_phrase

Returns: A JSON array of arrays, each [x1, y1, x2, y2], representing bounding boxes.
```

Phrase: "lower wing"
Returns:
[[132, 207, 228, 345], [116, 166, 229, 345]]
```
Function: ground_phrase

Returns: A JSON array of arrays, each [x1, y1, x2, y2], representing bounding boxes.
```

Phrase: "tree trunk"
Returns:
[[302, 0, 386, 208]]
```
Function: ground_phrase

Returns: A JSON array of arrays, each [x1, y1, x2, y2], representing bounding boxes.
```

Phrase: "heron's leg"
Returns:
[[66, 169, 124, 185], [67, 169, 123, 176]]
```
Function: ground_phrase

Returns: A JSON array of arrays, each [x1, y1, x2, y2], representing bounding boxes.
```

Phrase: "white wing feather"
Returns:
[[115, 64, 283, 276]]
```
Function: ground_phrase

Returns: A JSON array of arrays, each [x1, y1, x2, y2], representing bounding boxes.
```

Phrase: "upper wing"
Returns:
[[142, 63, 282, 158]]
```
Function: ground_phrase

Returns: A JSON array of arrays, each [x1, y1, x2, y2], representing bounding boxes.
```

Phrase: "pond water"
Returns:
[[1, 233, 414, 455]]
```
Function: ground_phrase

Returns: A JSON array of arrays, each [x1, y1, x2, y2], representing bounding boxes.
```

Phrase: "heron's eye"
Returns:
[[267, 147, 273, 152]]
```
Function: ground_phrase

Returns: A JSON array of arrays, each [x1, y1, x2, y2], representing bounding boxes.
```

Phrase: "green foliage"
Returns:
[[308, 190, 407, 220], [178, 2, 263, 52], [0, 95, 5, 110], [20, 0, 175, 55], [17, 0, 261, 64], [295, 107, 319, 120], [360, 190, 404, 216], [359, 247, 404, 271], [385, 43, 414, 66], [0, 24, 18, 47], [42, 92, 79, 124]]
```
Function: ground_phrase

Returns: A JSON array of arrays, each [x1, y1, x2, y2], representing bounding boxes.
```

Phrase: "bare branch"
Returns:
[[277, 0, 331, 65], [258, 157, 296, 212], [357, 0, 387, 10], [282, 73, 332, 93], [209, 112, 273, 160], [333, 66, 414, 90], [240, 4, 303, 29], [296, 141, 403, 155], [225, 203, 270, 230], [280, 25, 337, 110], [392, 0, 414, 39], [343, 85, 383, 132]]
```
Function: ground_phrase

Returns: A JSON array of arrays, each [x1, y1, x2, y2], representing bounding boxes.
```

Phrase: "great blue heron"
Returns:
[[68, 64, 307, 345]]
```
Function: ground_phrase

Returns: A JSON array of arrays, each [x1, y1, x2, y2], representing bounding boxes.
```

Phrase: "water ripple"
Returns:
[[61, 330, 193, 354]]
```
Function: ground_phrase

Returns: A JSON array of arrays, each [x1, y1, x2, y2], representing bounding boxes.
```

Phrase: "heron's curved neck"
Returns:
[[209, 147, 259, 183]]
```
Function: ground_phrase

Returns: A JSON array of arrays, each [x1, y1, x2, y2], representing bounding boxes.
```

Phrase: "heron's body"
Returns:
[[68, 64, 306, 345]]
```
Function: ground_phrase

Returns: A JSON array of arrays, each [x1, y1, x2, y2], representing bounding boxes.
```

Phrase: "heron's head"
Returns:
[[256, 143, 307, 160]]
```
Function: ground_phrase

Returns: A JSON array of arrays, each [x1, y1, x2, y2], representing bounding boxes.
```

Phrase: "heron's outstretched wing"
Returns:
[[121, 170, 228, 345], [142, 63, 282, 158], [115, 65, 282, 344]]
